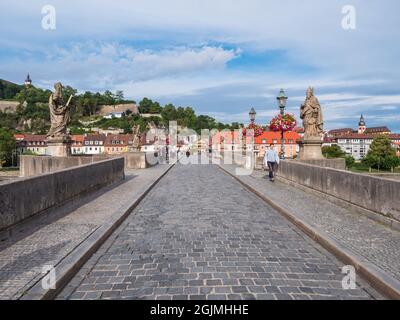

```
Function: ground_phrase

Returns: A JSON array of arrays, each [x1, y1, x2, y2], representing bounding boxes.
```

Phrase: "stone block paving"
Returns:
[[59, 162, 381, 300], [0, 165, 170, 300], [223, 164, 400, 284]]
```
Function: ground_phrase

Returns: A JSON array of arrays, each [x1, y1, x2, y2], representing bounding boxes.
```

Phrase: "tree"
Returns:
[[14, 86, 51, 104], [363, 135, 399, 170], [139, 98, 162, 114], [103, 90, 115, 105], [322, 145, 346, 158], [63, 86, 78, 101], [230, 122, 242, 130], [115, 90, 124, 104], [0, 79, 24, 100], [345, 156, 355, 169], [0, 128, 16, 167], [139, 98, 152, 113], [148, 102, 162, 114], [161, 104, 178, 125]]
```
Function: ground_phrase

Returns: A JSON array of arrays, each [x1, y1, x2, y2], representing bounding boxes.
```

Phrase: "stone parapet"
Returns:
[[0, 158, 125, 233], [19, 152, 153, 177], [277, 160, 400, 221]]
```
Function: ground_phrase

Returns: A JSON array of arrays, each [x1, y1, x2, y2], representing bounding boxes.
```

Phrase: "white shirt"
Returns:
[[264, 148, 280, 165]]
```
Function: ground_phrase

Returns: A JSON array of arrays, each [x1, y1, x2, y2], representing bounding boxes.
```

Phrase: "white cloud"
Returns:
[[1, 0, 400, 131], [0, 42, 240, 90]]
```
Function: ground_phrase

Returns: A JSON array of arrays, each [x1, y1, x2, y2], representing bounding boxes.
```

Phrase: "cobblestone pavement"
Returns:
[[59, 162, 381, 300], [222, 164, 400, 284], [0, 165, 170, 300]]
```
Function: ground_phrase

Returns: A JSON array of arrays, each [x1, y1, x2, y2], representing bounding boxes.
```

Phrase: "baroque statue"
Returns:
[[300, 87, 324, 139], [47, 82, 73, 140], [131, 124, 142, 151]]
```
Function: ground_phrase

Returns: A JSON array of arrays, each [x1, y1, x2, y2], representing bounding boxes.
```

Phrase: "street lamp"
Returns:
[[277, 89, 288, 115], [249, 107, 257, 124], [276, 89, 288, 159]]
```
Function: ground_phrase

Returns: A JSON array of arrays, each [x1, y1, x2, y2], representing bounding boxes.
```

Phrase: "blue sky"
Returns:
[[1, 0, 400, 131]]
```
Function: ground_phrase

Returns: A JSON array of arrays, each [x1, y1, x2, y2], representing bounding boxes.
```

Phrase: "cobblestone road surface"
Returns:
[[59, 162, 380, 300], [0, 166, 170, 300], [222, 164, 400, 284]]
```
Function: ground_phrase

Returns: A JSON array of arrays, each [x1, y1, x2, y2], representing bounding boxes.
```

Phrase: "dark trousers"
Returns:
[[267, 161, 277, 179]]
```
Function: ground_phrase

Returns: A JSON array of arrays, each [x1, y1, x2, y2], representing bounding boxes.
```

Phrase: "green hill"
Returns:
[[0, 79, 24, 100]]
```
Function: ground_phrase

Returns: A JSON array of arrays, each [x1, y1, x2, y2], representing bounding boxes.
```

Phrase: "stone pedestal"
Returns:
[[46, 137, 71, 157], [298, 137, 323, 160]]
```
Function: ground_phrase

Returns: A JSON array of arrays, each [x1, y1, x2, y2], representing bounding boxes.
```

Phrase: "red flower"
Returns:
[[269, 114, 297, 132], [243, 123, 264, 137]]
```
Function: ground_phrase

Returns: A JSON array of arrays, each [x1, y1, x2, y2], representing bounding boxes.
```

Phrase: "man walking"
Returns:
[[263, 144, 280, 182]]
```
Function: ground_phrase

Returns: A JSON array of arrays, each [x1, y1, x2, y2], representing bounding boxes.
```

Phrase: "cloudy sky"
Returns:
[[1, 0, 399, 131]]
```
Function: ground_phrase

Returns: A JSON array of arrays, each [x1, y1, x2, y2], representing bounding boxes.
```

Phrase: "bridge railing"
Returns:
[[0, 158, 125, 238], [277, 160, 400, 222]]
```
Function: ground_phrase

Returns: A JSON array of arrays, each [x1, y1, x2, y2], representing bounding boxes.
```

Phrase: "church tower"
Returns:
[[24, 73, 32, 87], [358, 114, 366, 134]]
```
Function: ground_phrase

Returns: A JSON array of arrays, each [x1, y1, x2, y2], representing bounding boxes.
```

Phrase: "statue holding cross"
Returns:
[[47, 82, 73, 140]]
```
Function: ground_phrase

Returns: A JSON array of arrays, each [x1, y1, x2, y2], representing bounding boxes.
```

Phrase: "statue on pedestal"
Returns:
[[298, 87, 324, 160], [46, 82, 73, 157], [300, 87, 324, 139], [47, 82, 73, 141], [131, 124, 142, 151]]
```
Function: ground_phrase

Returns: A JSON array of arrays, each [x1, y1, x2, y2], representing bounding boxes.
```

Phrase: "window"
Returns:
[[288, 139, 293, 144], [262, 139, 267, 144], [273, 139, 278, 144]]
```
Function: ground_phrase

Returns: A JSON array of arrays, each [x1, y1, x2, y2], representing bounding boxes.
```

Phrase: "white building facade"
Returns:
[[336, 134, 400, 160]]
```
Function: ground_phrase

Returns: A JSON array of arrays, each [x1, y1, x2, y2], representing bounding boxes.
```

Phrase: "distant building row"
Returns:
[[324, 115, 400, 159], [211, 129, 302, 158], [13, 133, 158, 156]]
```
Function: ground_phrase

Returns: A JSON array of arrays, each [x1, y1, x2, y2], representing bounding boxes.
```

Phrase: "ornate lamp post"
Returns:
[[245, 108, 257, 153], [276, 89, 288, 159], [249, 107, 256, 125]]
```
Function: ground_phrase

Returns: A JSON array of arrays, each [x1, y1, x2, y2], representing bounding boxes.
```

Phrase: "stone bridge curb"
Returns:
[[218, 164, 400, 300], [20, 163, 176, 300]]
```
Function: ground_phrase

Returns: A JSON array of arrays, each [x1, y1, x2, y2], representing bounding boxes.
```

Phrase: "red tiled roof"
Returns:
[[83, 134, 106, 142], [105, 134, 130, 147], [336, 133, 400, 140], [23, 134, 47, 142], [328, 128, 354, 135], [211, 130, 302, 145], [14, 134, 25, 140], [323, 136, 335, 143], [211, 130, 243, 144], [254, 131, 301, 145], [293, 127, 305, 133], [71, 135, 84, 146], [365, 126, 391, 133], [71, 135, 84, 142]]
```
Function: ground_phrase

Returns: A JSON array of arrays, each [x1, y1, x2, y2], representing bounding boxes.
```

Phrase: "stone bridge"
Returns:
[[0, 155, 399, 300]]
